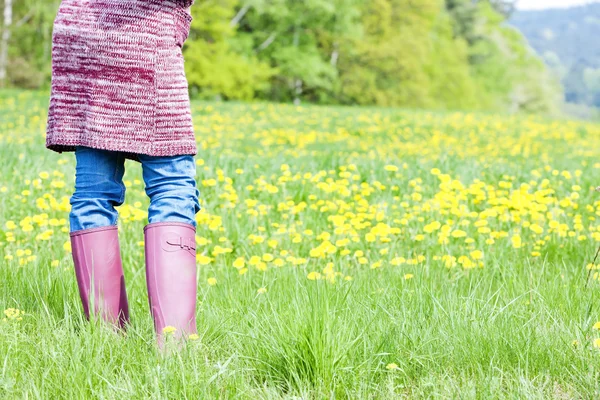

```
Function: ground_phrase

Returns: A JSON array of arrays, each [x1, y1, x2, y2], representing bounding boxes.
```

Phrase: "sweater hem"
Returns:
[[46, 138, 198, 162]]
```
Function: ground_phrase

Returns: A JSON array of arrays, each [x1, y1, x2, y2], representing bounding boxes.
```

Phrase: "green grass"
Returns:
[[1, 90, 600, 398]]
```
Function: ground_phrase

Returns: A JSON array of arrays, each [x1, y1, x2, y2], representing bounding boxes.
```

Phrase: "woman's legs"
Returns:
[[67, 148, 200, 339], [138, 153, 200, 345], [68, 147, 129, 328], [70, 146, 126, 232]]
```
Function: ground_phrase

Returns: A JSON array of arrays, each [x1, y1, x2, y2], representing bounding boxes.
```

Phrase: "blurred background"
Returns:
[[0, 0, 598, 119]]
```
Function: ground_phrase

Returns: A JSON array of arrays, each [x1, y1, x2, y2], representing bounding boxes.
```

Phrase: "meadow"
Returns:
[[2, 89, 600, 398]]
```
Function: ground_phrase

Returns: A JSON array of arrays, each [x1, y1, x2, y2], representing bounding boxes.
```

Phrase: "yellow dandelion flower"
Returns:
[[197, 255, 212, 265], [511, 235, 522, 249], [207, 277, 217, 286], [451, 230, 466, 238], [233, 257, 245, 269], [273, 258, 285, 267], [529, 224, 544, 234], [424, 221, 441, 233], [391, 257, 406, 266], [307, 271, 321, 280], [256, 262, 268, 272], [162, 326, 176, 334]]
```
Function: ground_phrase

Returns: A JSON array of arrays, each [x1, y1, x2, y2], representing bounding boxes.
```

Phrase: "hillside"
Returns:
[[510, 3, 600, 108]]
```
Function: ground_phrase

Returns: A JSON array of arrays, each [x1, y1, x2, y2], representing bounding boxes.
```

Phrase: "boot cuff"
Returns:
[[144, 222, 196, 234], [70, 225, 118, 238]]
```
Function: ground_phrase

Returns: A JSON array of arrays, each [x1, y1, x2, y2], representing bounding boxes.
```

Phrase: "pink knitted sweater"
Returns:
[[45, 0, 196, 161]]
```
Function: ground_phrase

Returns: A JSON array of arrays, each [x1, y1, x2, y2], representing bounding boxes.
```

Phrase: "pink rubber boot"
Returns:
[[144, 222, 198, 346], [70, 225, 130, 329]]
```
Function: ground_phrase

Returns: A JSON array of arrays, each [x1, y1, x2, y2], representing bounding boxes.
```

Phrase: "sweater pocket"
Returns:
[[172, 7, 193, 48]]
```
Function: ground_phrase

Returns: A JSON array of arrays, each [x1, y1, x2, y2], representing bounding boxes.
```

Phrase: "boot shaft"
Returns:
[[144, 222, 198, 343], [70, 225, 130, 328]]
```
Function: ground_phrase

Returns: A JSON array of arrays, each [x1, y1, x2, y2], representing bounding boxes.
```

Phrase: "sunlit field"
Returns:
[[3, 89, 600, 398]]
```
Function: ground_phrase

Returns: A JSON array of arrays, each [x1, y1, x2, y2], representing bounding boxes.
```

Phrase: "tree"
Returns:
[[489, 0, 516, 18], [236, 0, 360, 104], [184, 0, 274, 100], [337, 0, 479, 110], [1, 0, 60, 88], [445, 0, 480, 45], [0, 0, 12, 88]]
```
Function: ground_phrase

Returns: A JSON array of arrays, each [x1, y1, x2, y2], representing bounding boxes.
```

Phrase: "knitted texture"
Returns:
[[46, 0, 197, 161]]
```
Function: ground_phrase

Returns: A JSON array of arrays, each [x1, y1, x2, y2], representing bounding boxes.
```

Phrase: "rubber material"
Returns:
[[70, 225, 130, 328], [144, 221, 198, 345]]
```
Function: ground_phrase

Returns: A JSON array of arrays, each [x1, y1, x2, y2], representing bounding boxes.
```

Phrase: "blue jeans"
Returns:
[[69, 146, 201, 233]]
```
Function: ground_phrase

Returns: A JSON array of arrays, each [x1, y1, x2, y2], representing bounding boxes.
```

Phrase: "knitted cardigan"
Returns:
[[45, 0, 196, 161]]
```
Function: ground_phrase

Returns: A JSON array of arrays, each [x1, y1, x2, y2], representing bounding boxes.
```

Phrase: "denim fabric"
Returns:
[[69, 146, 201, 232]]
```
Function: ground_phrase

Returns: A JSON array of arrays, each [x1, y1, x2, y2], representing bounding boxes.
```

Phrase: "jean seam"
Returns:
[[113, 152, 126, 225]]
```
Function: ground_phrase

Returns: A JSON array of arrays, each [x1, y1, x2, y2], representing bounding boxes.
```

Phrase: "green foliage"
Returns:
[[2, 0, 562, 113], [445, 0, 480, 46], [184, 0, 274, 100], [450, 1, 561, 113], [233, 0, 361, 103], [186, 0, 560, 113], [3, 0, 59, 88], [422, 11, 479, 111], [337, 0, 438, 108]]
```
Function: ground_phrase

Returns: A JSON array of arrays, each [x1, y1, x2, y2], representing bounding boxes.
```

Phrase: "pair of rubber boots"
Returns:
[[69, 222, 197, 347]]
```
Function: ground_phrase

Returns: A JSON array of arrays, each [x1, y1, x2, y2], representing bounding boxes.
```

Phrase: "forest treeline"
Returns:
[[1, 0, 562, 113]]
